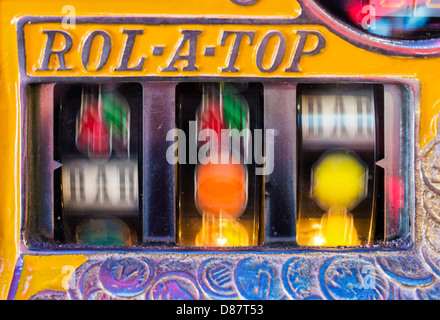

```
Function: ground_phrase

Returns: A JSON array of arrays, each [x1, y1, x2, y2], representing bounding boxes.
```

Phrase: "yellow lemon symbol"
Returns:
[[310, 150, 367, 246], [312, 150, 367, 211]]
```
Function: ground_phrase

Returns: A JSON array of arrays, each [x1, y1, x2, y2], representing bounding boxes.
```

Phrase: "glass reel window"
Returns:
[[55, 83, 143, 247], [25, 83, 143, 248], [296, 83, 410, 247], [297, 84, 383, 246], [176, 82, 264, 248]]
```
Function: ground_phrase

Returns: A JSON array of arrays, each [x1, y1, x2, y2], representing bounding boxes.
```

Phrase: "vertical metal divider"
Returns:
[[263, 82, 298, 246], [36, 83, 60, 242], [383, 83, 411, 241], [23, 83, 33, 247], [141, 82, 177, 245]]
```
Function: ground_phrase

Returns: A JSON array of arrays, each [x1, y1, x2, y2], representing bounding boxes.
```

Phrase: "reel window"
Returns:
[[296, 83, 410, 247]]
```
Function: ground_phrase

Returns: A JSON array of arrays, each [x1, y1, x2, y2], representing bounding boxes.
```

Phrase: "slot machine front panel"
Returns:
[[0, 0, 438, 300]]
